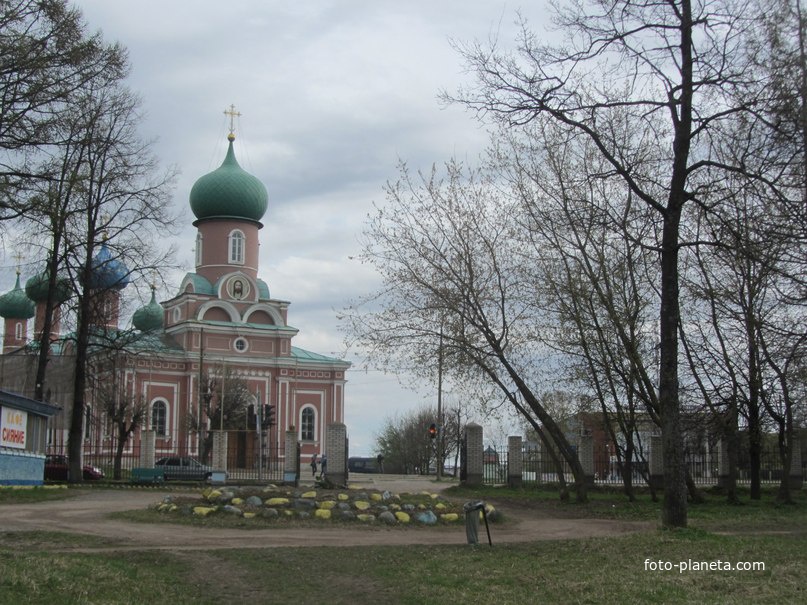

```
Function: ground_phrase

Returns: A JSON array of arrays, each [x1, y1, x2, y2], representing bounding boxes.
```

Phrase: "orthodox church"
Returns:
[[0, 122, 349, 472]]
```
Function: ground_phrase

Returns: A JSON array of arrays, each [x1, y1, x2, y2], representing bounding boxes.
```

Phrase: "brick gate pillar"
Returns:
[[325, 422, 347, 487], [284, 428, 299, 485], [578, 434, 595, 487], [139, 430, 156, 467], [211, 431, 228, 471], [462, 422, 483, 487], [507, 435, 523, 488]]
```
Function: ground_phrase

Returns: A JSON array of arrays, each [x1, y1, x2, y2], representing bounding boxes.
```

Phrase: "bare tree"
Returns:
[[344, 161, 591, 502], [0, 0, 125, 220], [446, 0, 780, 528]]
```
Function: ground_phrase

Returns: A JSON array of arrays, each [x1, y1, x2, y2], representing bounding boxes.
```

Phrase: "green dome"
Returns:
[[0, 274, 35, 319], [189, 138, 268, 223], [132, 288, 164, 332], [25, 271, 72, 304]]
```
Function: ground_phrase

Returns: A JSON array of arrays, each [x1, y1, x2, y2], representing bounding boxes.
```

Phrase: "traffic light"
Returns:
[[261, 404, 275, 429], [428, 423, 438, 439]]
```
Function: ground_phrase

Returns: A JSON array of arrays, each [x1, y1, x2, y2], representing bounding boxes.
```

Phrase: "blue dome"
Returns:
[[89, 244, 130, 291]]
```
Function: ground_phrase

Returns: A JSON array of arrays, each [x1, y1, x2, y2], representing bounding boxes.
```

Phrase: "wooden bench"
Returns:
[[131, 467, 165, 484]]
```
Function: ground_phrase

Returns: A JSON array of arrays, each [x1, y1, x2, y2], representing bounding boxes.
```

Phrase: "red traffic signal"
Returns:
[[428, 423, 438, 439]]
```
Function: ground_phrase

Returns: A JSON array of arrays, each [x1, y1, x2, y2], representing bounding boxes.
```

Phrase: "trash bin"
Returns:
[[463, 500, 491, 546]]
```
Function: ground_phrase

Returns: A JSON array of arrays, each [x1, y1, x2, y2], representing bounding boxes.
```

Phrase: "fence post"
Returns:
[[507, 435, 522, 488], [790, 436, 803, 490], [325, 422, 348, 487], [578, 434, 595, 487], [462, 423, 483, 487], [212, 431, 228, 472], [284, 428, 298, 486], [139, 429, 156, 467], [649, 435, 664, 490]]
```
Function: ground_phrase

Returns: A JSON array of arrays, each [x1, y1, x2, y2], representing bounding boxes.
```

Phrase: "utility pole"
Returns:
[[436, 323, 444, 481]]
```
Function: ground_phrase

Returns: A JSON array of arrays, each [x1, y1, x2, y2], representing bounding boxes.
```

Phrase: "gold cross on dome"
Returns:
[[224, 104, 241, 137]]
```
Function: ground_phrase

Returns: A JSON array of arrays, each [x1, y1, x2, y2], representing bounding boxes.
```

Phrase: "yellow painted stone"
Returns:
[[284, 509, 294, 517], [337, 493, 350, 501], [267, 497, 290, 506], [430, 493, 438, 499], [231, 497, 244, 505], [354, 501, 371, 511], [315, 509, 332, 520], [394, 511, 411, 523], [243, 512, 256, 519], [441, 513, 460, 522], [389, 503, 401, 511], [301, 490, 317, 499], [370, 493, 382, 501], [417, 504, 426, 510], [205, 489, 222, 502], [435, 503, 446, 510], [169, 504, 178, 512], [357, 514, 376, 522], [193, 506, 216, 517], [318, 500, 336, 510]]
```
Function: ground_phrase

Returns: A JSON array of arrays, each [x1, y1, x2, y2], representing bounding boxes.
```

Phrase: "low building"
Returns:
[[0, 389, 60, 485]]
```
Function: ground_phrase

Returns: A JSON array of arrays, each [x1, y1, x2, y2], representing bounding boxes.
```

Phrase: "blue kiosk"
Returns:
[[0, 389, 61, 485]]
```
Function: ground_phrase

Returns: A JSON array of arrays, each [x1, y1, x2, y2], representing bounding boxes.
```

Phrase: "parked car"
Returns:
[[155, 457, 215, 481], [44, 454, 105, 481]]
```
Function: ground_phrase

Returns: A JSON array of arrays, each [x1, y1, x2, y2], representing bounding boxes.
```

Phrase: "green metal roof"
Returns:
[[181, 273, 214, 295], [25, 271, 71, 304], [291, 346, 350, 366], [189, 139, 268, 223], [132, 289, 164, 332], [0, 274, 35, 319]]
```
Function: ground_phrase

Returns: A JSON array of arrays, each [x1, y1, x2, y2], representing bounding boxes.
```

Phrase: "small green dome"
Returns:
[[132, 288, 164, 332], [25, 271, 71, 304], [189, 138, 268, 223], [0, 274, 35, 319]]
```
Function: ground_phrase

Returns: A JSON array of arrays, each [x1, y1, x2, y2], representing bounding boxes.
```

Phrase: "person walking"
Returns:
[[320, 454, 327, 477], [310, 453, 318, 478]]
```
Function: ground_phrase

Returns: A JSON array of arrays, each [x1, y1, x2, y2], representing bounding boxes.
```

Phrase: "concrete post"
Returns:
[[507, 435, 523, 488], [578, 434, 595, 487], [325, 422, 347, 487], [462, 423, 483, 487], [790, 437, 803, 490], [649, 435, 664, 491], [139, 429, 156, 467], [211, 431, 228, 471], [284, 428, 298, 485]]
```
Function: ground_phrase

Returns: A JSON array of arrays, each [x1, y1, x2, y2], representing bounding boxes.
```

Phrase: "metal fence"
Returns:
[[47, 430, 287, 483], [481, 444, 804, 487]]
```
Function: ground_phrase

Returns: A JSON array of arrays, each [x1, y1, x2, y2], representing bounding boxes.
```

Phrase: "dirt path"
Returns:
[[0, 477, 652, 551]]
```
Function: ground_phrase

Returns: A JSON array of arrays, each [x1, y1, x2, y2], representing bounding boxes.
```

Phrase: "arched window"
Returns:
[[301, 407, 315, 441], [151, 400, 167, 436], [195, 232, 203, 266], [228, 230, 245, 264], [14, 321, 23, 340]]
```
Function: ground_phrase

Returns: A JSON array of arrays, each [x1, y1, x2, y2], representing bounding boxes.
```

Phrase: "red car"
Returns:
[[44, 454, 105, 481]]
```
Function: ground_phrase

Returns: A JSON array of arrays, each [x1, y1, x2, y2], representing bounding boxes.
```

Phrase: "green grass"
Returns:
[[1, 530, 803, 604], [0, 485, 75, 504], [0, 485, 804, 604]]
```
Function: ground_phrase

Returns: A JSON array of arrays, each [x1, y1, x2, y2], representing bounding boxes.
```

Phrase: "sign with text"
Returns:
[[1, 406, 27, 449]]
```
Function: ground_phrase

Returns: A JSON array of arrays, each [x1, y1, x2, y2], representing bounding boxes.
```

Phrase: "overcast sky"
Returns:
[[5, 1, 553, 455]]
